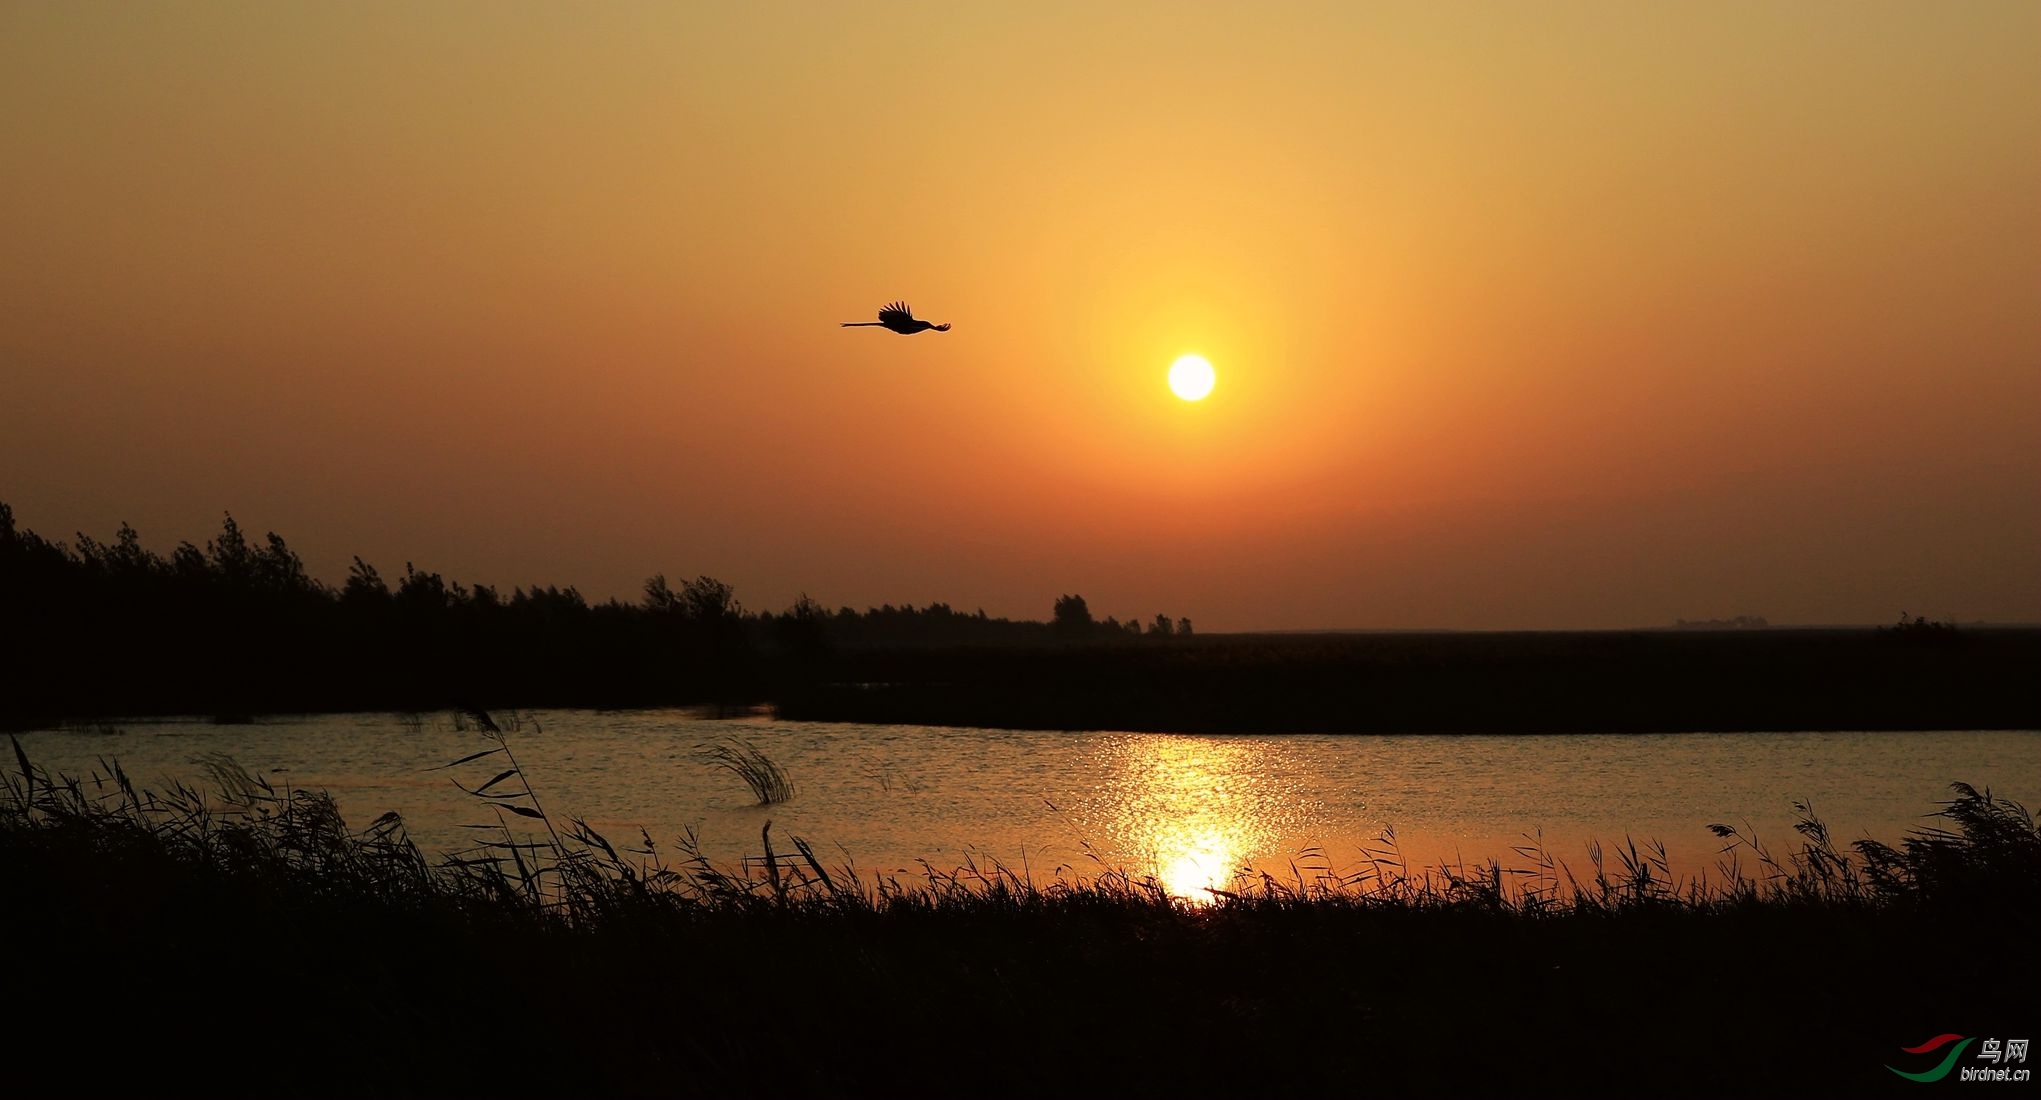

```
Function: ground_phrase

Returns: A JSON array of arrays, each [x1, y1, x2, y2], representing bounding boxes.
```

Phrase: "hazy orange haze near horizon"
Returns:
[[3, 2, 2037, 630]]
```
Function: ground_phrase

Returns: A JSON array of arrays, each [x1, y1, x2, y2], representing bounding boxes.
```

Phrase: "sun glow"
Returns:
[[1157, 829, 1239, 901], [1168, 355, 1216, 401], [1084, 735, 1291, 906]]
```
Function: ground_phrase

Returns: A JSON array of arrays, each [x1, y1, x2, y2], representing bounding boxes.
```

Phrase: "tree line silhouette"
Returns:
[[9, 502, 2030, 733], [0, 503, 1191, 723]]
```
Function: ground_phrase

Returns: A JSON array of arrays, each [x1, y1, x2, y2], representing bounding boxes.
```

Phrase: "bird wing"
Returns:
[[876, 301, 915, 324]]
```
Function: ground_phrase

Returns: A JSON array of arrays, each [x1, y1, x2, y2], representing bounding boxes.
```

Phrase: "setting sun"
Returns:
[[1168, 355, 1216, 401]]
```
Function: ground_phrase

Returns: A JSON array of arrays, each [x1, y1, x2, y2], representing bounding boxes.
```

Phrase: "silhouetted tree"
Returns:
[[208, 513, 255, 585], [1053, 594, 1095, 640], [769, 592, 832, 668], [337, 558, 385, 602], [170, 541, 208, 583], [0, 499, 1230, 719], [643, 573, 679, 613], [397, 563, 452, 612], [1882, 611, 1959, 645], [1150, 613, 1174, 637], [679, 575, 740, 624]]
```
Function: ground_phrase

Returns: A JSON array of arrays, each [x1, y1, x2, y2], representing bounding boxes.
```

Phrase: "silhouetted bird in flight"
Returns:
[[841, 301, 950, 334]]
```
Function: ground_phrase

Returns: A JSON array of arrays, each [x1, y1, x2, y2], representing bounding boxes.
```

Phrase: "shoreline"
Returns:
[[11, 627, 2039, 735]]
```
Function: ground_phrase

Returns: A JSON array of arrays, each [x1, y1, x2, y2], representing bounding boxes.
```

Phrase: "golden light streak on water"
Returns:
[[1084, 734, 1289, 905]]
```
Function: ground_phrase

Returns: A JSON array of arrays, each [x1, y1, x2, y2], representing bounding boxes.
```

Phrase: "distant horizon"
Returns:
[[1249, 620, 2041, 636], [6, 499, 2029, 636]]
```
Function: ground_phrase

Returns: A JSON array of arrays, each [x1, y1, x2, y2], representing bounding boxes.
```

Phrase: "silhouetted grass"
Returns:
[[696, 736, 795, 805], [3, 727, 2032, 1097]]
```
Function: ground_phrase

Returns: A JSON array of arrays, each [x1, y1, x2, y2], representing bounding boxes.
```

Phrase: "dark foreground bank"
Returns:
[[6, 728, 2035, 1098]]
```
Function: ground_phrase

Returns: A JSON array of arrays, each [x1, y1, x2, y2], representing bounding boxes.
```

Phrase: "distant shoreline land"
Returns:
[[3, 503, 2035, 734]]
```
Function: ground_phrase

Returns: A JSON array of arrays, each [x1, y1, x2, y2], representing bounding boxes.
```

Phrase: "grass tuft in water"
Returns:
[[696, 736, 794, 805]]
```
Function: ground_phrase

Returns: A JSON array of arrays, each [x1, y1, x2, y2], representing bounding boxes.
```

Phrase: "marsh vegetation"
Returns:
[[4, 722, 2033, 1097]]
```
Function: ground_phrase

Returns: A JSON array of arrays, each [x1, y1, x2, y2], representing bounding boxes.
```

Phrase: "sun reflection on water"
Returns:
[[1156, 827, 1239, 900], [1076, 734, 1313, 905]]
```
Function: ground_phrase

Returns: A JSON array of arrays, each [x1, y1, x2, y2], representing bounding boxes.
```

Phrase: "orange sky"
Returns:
[[3, 2, 2036, 630]]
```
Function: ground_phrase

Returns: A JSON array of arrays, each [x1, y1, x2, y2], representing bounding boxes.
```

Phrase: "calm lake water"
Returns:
[[15, 711, 2037, 896]]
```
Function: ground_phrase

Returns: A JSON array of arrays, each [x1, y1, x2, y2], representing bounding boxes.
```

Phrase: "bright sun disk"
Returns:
[[1169, 355, 1215, 401]]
